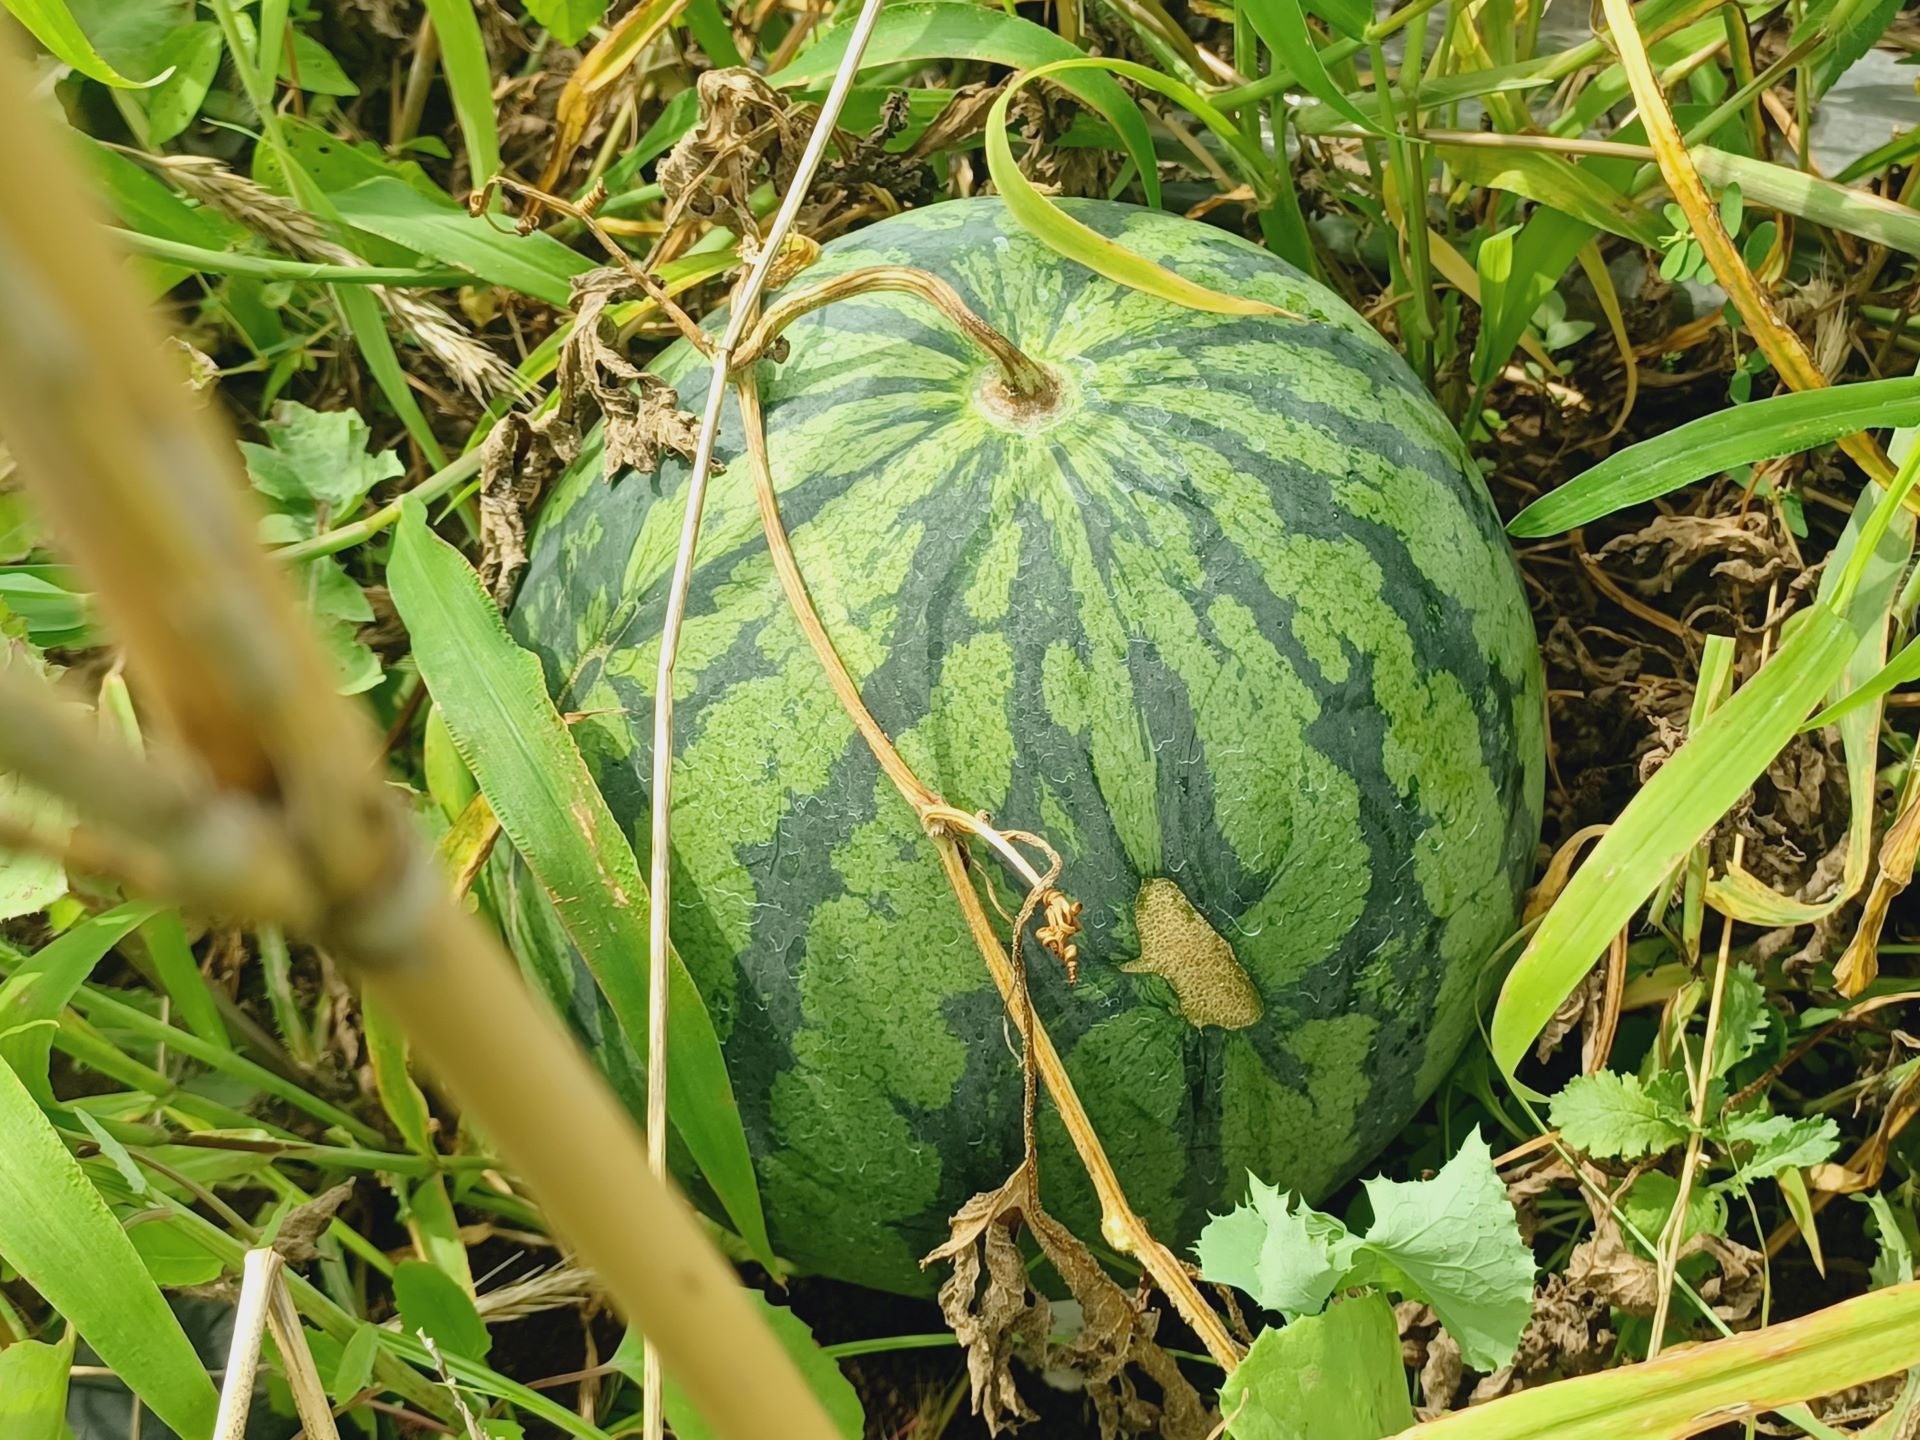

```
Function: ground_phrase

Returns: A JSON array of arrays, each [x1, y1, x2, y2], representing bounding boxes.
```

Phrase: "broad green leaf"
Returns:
[[139, 20, 223, 143], [333, 177, 593, 305], [987, 60, 1289, 317], [0, 1331, 75, 1440], [330, 1322, 382, 1403], [421, 0, 503, 182], [525, 0, 610, 45], [1220, 1292, 1414, 1440], [1238, 0, 1383, 134], [0, 773, 66, 923], [642, 1292, 864, 1440], [1621, 1171, 1725, 1250], [1707, 965, 1771, 1078], [1439, 146, 1662, 245], [1489, 601, 1861, 1077], [0, 1058, 218, 1438], [0, 901, 156, 1104], [1549, 1069, 1691, 1160], [1402, 1279, 1920, 1439], [2, 0, 159, 85], [773, 2, 1161, 208], [1355, 1131, 1534, 1372], [386, 501, 772, 1269], [1474, 208, 1594, 399], [279, 29, 358, 96], [1471, 225, 1521, 391], [1510, 375, 1920, 536], [393, 1258, 491, 1361], [128, 1213, 227, 1288]]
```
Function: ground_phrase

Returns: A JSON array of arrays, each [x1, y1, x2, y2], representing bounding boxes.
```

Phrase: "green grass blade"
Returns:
[[1237, 0, 1384, 134], [987, 60, 1292, 316], [0, 1332, 74, 1440], [1509, 375, 1920, 536], [771, 0, 1162, 208], [1697, 147, 1920, 256], [0, 901, 158, 1104], [334, 282, 447, 467], [1489, 602, 1860, 1077], [332, 177, 592, 305], [0, 1058, 218, 1439], [1437, 145, 1662, 245], [1394, 1279, 1920, 1439], [137, 909, 229, 1049], [1807, 629, 1920, 730], [419, 0, 502, 184], [386, 500, 773, 1270]]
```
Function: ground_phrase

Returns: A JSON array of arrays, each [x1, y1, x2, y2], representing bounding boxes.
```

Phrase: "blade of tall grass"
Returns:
[[771, 0, 1162, 208], [332, 177, 593, 305], [1238, 0, 1384, 133], [986, 58, 1293, 315], [1391, 1278, 1920, 1438], [138, 908, 229, 1048], [419, 0, 501, 184], [1509, 375, 1920, 536], [1695, 148, 1920, 257], [1599, 0, 1895, 487], [0, 1057, 218, 1439], [385, 500, 773, 1270], [1438, 146, 1662, 244], [0, 901, 157, 1105], [1489, 499, 1912, 1075]]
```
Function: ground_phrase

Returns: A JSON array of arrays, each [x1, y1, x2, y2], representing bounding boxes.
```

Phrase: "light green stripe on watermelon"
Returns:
[[503, 195, 1544, 1296]]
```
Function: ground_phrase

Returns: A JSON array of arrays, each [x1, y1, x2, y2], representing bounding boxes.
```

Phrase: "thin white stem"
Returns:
[[641, 1, 888, 1433], [213, 1249, 283, 1440]]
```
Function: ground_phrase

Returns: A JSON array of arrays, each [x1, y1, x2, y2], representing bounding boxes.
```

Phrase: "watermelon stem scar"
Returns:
[[733, 370, 1250, 1369], [735, 264, 1062, 416]]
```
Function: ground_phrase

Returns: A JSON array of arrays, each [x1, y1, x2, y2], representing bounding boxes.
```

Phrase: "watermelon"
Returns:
[[503, 196, 1545, 1296]]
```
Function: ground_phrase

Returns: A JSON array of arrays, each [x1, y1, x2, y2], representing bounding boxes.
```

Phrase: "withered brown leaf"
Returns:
[[924, 1163, 1212, 1440]]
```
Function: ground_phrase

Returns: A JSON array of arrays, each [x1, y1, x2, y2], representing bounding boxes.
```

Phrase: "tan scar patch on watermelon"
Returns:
[[1121, 878, 1263, 1030]]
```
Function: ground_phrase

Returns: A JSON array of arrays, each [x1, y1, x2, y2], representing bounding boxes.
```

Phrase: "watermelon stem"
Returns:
[[732, 372, 1247, 1374], [735, 264, 1062, 413]]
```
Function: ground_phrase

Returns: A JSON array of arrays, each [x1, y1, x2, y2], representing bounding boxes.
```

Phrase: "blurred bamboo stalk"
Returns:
[[0, 39, 837, 1440]]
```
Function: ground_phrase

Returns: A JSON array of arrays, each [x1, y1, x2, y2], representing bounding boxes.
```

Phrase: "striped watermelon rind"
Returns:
[[503, 196, 1545, 1295]]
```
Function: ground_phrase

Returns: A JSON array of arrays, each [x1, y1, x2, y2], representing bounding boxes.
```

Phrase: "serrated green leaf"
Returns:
[[1620, 1171, 1726, 1248], [1196, 1179, 1359, 1320], [1718, 1110, 1840, 1187], [240, 402, 404, 515], [1355, 1131, 1534, 1372], [1868, 1193, 1917, 1291], [1550, 1069, 1692, 1160], [1218, 1292, 1414, 1440]]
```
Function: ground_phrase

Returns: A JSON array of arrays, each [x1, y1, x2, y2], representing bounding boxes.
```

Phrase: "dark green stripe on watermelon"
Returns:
[[504, 196, 1545, 1295]]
